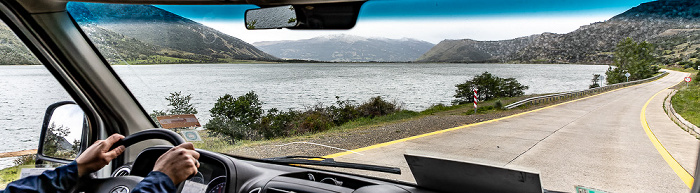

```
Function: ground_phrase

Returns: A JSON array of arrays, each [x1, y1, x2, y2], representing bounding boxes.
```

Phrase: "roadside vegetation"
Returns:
[[453, 72, 528, 105], [145, 71, 529, 148], [606, 38, 660, 84], [671, 69, 700, 127], [205, 92, 402, 144], [0, 155, 35, 189]]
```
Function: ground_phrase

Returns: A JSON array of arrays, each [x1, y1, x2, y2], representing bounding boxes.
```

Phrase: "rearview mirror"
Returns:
[[37, 102, 86, 162], [245, 2, 365, 30], [245, 5, 299, 29]]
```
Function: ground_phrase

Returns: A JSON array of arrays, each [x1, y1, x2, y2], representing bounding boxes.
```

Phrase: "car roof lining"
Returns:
[[20, 0, 365, 14], [71, 0, 366, 5]]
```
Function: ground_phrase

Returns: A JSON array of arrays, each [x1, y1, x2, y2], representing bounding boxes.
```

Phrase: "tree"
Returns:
[[150, 92, 198, 131], [589, 74, 601, 89], [606, 37, 659, 84], [454, 72, 528, 104], [206, 91, 263, 144], [43, 123, 78, 159]]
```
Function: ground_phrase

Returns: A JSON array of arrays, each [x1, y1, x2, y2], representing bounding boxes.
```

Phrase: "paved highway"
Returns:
[[326, 70, 697, 192]]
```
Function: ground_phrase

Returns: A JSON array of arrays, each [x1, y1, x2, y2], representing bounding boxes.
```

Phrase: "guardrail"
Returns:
[[504, 72, 669, 109]]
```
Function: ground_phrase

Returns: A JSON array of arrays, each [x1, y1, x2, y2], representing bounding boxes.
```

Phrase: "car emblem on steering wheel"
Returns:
[[109, 185, 130, 193]]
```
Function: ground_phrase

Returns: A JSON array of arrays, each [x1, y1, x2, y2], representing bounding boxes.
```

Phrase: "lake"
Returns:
[[0, 63, 608, 169]]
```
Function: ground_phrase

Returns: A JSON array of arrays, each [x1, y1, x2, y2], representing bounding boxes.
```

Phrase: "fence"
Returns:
[[504, 72, 669, 109]]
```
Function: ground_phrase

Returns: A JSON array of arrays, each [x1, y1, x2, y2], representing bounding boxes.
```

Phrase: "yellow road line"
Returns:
[[640, 77, 694, 188], [324, 79, 656, 158]]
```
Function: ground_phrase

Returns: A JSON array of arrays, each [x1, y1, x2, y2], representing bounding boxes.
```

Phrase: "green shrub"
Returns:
[[296, 110, 334, 133], [204, 93, 402, 143], [454, 72, 528, 104], [357, 96, 399, 118], [258, 108, 298, 139], [13, 155, 35, 166], [494, 100, 503, 109], [589, 74, 601, 89], [328, 96, 360, 125], [206, 91, 263, 144]]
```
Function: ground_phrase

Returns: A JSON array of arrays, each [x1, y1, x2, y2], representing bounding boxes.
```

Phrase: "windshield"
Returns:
[[67, 0, 699, 192]]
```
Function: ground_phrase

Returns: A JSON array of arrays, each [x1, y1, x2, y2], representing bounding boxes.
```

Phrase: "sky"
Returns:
[[157, 0, 654, 44]]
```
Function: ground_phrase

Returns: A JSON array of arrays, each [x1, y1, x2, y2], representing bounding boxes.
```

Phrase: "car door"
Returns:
[[0, 0, 167, 186], [0, 10, 81, 188]]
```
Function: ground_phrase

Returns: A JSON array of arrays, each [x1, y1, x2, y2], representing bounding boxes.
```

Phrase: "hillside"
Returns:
[[0, 3, 278, 65], [0, 24, 40, 65], [254, 34, 434, 62], [67, 3, 277, 64], [416, 35, 538, 63], [418, 0, 700, 64]]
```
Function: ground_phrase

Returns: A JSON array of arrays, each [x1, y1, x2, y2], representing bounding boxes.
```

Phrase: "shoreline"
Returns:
[[0, 62, 612, 66]]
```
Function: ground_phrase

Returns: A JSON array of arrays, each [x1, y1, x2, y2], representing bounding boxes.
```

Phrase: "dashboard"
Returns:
[[111, 146, 436, 193]]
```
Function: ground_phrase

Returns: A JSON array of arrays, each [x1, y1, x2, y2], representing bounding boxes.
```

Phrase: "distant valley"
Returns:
[[254, 35, 434, 62]]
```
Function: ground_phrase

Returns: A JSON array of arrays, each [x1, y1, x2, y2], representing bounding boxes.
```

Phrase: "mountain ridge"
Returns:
[[68, 3, 277, 63], [253, 34, 434, 62], [418, 0, 700, 64]]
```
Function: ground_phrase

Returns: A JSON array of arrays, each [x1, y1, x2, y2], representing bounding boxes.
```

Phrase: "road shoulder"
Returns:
[[646, 86, 699, 177]]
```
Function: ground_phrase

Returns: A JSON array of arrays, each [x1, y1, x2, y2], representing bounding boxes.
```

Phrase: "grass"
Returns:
[[0, 165, 32, 189], [665, 66, 699, 73], [0, 155, 35, 189], [190, 94, 545, 153], [671, 70, 700, 127], [192, 110, 424, 153]]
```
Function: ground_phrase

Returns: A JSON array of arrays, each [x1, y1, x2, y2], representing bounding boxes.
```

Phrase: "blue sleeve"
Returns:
[[1, 161, 80, 193], [131, 171, 176, 193]]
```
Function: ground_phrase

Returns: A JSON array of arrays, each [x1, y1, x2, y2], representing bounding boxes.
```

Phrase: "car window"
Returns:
[[67, 1, 699, 192], [0, 19, 75, 188]]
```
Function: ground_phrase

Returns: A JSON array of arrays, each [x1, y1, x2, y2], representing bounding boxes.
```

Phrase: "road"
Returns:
[[326, 70, 698, 192]]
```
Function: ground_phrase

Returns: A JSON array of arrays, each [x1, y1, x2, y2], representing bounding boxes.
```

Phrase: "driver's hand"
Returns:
[[153, 142, 200, 185], [76, 134, 126, 177]]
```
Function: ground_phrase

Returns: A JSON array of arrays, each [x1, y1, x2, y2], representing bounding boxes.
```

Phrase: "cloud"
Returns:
[[201, 13, 614, 44]]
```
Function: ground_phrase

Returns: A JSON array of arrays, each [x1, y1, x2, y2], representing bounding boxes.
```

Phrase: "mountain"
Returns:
[[418, 0, 700, 64], [254, 34, 435, 62], [0, 24, 40, 65], [417, 35, 539, 63], [0, 3, 278, 65], [67, 3, 278, 64]]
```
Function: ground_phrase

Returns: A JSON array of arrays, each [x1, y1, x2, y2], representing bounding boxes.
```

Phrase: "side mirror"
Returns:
[[245, 5, 299, 29], [37, 102, 86, 163]]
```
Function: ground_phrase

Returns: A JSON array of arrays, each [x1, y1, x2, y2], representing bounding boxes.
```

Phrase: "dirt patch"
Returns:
[[0, 149, 36, 158]]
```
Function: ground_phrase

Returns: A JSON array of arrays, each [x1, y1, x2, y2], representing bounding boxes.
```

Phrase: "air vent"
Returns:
[[112, 165, 131, 177]]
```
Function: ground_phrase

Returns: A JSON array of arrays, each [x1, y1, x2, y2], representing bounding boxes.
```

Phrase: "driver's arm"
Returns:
[[1, 134, 125, 193], [132, 143, 200, 193]]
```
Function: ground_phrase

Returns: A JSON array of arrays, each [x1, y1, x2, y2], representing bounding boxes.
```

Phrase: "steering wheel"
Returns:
[[74, 129, 186, 193], [109, 129, 186, 151]]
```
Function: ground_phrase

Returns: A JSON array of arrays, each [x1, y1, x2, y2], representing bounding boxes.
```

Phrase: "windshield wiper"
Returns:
[[262, 156, 401, 174]]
